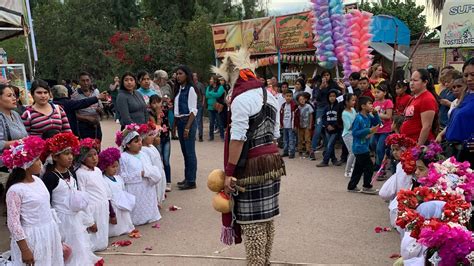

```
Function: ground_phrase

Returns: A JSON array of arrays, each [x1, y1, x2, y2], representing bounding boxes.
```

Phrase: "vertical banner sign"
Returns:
[[241, 17, 277, 55], [439, 0, 474, 48], [276, 11, 315, 53], [211, 22, 242, 58]]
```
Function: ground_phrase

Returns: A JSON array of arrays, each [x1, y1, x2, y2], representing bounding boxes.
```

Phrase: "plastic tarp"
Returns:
[[371, 15, 410, 46], [370, 42, 409, 63], [0, 0, 24, 41]]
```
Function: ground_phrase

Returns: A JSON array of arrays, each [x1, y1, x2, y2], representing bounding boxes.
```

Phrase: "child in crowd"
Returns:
[[372, 84, 393, 179], [117, 124, 161, 225], [378, 134, 417, 234], [98, 147, 135, 237], [358, 77, 374, 101], [394, 80, 412, 116], [149, 95, 172, 192], [359, 69, 368, 78], [341, 93, 357, 177], [4, 136, 64, 266], [348, 72, 361, 96], [42, 132, 102, 265], [347, 96, 381, 194], [297, 94, 313, 157], [317, 90, 342, 167], [280, 90, 299, 159], [75, 138, 112, 252], [139, 122, 166, 206]]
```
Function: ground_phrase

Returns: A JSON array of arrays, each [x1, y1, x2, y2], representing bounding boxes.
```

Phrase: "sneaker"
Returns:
[[166, 183, 172, 192], [309, 152, 316, 161], [361, 187, 379, 195], [178, 182, 197, 190], [177, 180, 186, 186], [316, 162, 329, 167], [347, 187, 361, 193], [281, 153, 289, 157], [198, 138, 204, 142], [333, 160, 343, 166]]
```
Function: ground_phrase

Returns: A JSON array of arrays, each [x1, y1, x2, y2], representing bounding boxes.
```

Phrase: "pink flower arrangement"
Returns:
[[418, 157, 474, 201], [418, 223, 474, 266], [98, 147, 121, 172], [2, 136, 46, 170], [115, 123, 141, 147]]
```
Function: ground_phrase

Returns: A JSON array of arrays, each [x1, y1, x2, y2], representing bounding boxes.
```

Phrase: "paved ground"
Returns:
[[0, 119, 401, 265]]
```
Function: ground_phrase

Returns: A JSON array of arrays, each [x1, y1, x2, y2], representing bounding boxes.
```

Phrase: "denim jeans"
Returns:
[[371, 133, 389, 170], [177, 118, 197, 184], [196, 105, 204, 139], [311, 108, 326, 150], [209, 110, 224, 140], [322, 131, 338, 164], [158, 138, 171, 183], [282, 128, 296, 156]]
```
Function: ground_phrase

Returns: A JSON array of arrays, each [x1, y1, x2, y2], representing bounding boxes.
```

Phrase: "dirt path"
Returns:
[[0, 119, 400, 265]]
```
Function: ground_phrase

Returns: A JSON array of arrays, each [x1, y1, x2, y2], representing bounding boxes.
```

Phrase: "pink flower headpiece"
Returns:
[[2, 136, 46, 170], [115, 123, 140, 148], [98, 147, 121, 172], [419, 157, 474, 201]]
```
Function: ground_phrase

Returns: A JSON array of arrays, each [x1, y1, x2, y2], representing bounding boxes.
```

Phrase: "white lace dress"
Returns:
[[103, 174, 135, 237], [120, 151, 161, 225], [47, 172, 101, 266], [76, 165, 110, 251], [6, 176, 64, 266], [142, 145, 166, 204]]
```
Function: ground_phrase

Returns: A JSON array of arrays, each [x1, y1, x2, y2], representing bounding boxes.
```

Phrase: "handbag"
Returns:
[[112, 190, 136, 212], [213, 102, 224, 113], [53, 171, 89, 212]]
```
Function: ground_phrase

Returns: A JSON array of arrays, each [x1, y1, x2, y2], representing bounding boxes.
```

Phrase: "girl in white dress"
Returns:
[[98, 147, 135, 237], [116, 124, 161, 225], [75, 138, 112, 252], [41, 132, 102, 266], [3, 136, 64, 266], [138, 122, 166, 205]]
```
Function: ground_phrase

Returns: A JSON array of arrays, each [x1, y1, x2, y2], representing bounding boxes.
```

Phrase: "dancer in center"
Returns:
[[116, 124, 161, 225], [213, 48, 286, 265]]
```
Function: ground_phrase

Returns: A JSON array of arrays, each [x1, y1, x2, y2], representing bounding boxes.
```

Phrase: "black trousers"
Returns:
[[348, 152, 373, 189]]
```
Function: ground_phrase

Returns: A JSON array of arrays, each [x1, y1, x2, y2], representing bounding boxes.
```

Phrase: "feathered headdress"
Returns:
[[2, 136, 45, 170], [98, 147, 121, 172], [211, 48, 258, 93]]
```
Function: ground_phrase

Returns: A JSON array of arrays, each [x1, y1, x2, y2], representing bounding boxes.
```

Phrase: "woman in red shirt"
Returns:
[[394, 80, 412, 116], [400, 69, 438, 145]]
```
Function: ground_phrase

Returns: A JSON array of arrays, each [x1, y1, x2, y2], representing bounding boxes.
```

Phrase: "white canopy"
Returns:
[[370, 41, 409, 63], [0, 0, 24, 41]]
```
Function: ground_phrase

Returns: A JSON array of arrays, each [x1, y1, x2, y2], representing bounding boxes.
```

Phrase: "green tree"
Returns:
[[360, 0, 427, 35], [110, 0, 141, 31]]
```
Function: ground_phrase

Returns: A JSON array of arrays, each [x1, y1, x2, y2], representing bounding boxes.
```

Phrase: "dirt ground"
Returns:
[[0, 119, 400, 265]]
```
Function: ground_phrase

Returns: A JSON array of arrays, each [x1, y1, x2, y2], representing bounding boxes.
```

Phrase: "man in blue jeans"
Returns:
[[193, 73, 206, 142]]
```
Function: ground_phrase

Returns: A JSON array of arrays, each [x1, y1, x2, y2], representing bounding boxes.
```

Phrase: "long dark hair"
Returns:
[[416, 68, 440, 135], [120, 72, 137, 91], [374, 82, 392, 100], [137, 70, 150, 83], [30, 79, 51, 100], [459, 58, 474, 106], [174, 65, 194, 97], [5, 168, 27, 193]]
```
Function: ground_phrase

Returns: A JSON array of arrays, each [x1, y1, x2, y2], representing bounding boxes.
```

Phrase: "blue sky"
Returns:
[[267, 0, 440, 28]]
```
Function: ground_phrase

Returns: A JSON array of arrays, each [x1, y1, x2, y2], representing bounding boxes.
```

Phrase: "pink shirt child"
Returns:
[[373, 99, 393, 134]]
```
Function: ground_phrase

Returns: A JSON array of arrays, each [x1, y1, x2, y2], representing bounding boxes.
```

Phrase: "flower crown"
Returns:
[[385, 134, 416, 149], [418, 221, 474, 266], [115, 123, 141, 148], [2, 136, 46, 170], [98, 147, 121, 172], [396, 186, 471, 239], [400, 142, 445, 174], [44, 132, 80, 156], [418, 157, 474, 201]]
